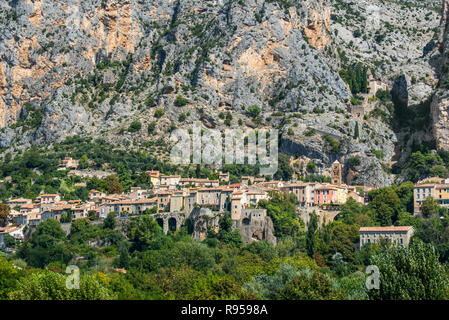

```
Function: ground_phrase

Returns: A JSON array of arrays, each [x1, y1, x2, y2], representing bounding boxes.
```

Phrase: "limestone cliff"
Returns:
[[432, 0, 449, 151], [0, 0, 441, 187]]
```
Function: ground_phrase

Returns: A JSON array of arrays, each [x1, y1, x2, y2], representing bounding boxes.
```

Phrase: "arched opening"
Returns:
[[168, 217, 177, 232], [156, 218, 164, 230], [242, 218, 250, 225]]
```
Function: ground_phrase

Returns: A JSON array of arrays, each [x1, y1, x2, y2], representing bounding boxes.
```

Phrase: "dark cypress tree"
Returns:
[[354, 121, 359, 139], [306, 213, 319, 257]]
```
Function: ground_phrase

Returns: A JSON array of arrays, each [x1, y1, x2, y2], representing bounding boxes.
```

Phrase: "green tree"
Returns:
[[18, 219, 71, 268], [274, 153, 294, 181], [245, 240, 277, 262], [369, 242, 449, 300], [147, 122, 156, 134], [354, 122, 359, 139], [9, 271, 113, 300], [348, 156, 361, 168], [247, 105, 261, 118], [104, 212, 117, 230], [306, 213, 318, 257], [430, 165, 447, 178], [104, 175, 123, 195], [174, 95, 189, 107], [127, 215, 162, 251], [0, 257, 21, 299], [306, 161, 316, 173], [154, 108, 165, 118], [31, 219, 66, 247], [216, 213, 243, 247], [327, 222, 359, 262], [0, 203, 10, 227], [281, 270, 344, 300], [258, 192, 304, 238], [79, 154, 88, 169], [117, 245, 131, 269], [420, 196, 441, 218], [368, 187, 401, 225], [145, 95, 156, 108], [128, 121, 142, 133]]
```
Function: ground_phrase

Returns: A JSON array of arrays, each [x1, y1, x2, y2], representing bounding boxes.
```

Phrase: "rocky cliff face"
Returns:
[[0, 0, 441, 187], [432, 0, 449, 151]]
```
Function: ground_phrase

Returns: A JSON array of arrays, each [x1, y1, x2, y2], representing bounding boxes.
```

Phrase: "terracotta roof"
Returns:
[[72, 206, 90, 211], [282, 184, 306, 188], [28, 212, 42, 220], [198, 188, 222, 192], [7, 198, 31, 203], [20, 204, 35, 209], [155, 190, 173, 195], [316, 186, 338, 191], [0, 226, 23, 234], [109, 197, 158, 205], [50, 205, 72, 211], [360, 226, 413, 232], [102, 196, 120, 200], [246, 191, 266, 195], [112, 268, 127, 274]]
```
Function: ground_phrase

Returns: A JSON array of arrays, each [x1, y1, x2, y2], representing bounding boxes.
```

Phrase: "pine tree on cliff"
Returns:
[[354, 122, 359, 140]]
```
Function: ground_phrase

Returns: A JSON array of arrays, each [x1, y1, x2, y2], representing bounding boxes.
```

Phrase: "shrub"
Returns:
[[178, 113, 187, 122], [348, 155, 361, 168], [128, 121, 142, 132], [145, 96, 156, 107], [174, 95, 189, 107], [247, 105, 261, 118], [154, 108, 165, 118], [147, 122, 156, 134], [323, 135, 341, 154]]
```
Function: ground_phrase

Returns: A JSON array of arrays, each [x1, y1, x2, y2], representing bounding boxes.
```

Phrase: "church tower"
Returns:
[[331, 160, 343, 185]]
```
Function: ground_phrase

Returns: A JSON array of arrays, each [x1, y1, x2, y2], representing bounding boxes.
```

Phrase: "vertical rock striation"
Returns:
[[432, 0, 449, 150]]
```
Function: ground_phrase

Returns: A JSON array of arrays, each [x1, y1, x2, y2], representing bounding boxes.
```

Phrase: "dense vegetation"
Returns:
[[0, 136, 294, 202], [2, 180, 449, 300]]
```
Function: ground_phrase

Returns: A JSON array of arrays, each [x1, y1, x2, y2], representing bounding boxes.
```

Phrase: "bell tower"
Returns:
[[331, 160, 343, 185]]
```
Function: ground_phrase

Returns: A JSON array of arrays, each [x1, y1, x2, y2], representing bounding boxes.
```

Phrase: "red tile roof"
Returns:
[[360, 226, 413, 232]]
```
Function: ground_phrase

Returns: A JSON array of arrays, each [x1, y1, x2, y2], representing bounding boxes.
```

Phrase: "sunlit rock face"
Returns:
[[0, 0, 441, 187]]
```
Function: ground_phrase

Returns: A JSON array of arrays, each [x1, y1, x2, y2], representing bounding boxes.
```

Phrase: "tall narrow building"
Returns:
[[331, 160, 343, 185]]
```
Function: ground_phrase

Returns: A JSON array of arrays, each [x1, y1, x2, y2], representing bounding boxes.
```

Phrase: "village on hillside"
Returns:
[[1, 157, 423, 253]]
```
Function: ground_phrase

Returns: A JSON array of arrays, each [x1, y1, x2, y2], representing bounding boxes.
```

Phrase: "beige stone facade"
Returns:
[[359, 226, 414, 249]]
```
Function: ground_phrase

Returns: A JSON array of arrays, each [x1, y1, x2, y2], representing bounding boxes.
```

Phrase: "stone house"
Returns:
[[146, 170, 160, 187], [7, 198, 32, 207], [156, 190, 172, 212], [61, 157, 79, 169], [160, 175, 181, 187], [314, 185, 338, 205], [170, 191, 185, 212], [281, 183, 316, 207], [359, 226, 414, 249], [219, 172, 230, 182], [414, 182, 438, 215], [89, 189, 106, 201], [37, 194, 61, 204]]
